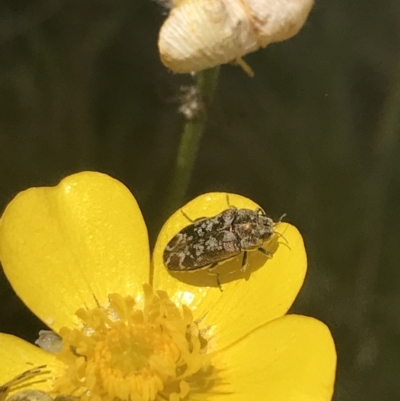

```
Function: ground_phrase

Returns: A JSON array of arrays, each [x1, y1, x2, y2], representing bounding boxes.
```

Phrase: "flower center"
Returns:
[[54, 284, 210, 401]]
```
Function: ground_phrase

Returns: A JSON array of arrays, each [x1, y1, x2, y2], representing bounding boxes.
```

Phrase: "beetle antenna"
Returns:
[[273, 214, 289, 245]]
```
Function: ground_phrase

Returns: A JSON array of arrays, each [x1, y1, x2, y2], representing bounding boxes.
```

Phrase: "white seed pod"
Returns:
[[35, 330, 63, 354], [158, 0, 314, 73]]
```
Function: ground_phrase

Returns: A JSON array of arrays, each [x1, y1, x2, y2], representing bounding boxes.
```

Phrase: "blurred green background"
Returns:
[[1, 0, 400, 400]]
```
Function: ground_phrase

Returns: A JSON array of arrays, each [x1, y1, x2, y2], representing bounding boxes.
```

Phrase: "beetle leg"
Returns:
[[240, 251, 248, 272], [257, 247, 272, 258], [207, 263, 222, 291], [180, 209, 208, 223], [275, 213, 287, 224], [256, 207, 267, 216], [180, 208, 195, 222], [225, 193, 237, 210]]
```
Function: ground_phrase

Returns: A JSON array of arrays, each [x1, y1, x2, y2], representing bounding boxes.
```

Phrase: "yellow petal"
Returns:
[[0, 333, 63, 394], [211, 315, 337, 401], [0, 172, 150, 331], [152, 193, 306, 349]]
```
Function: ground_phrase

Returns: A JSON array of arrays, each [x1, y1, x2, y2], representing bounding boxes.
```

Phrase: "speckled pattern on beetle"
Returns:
[[163, 206, 279, 273]]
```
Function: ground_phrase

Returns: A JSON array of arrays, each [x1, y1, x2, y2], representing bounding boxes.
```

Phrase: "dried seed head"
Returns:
[[158, 0, 314, 73]]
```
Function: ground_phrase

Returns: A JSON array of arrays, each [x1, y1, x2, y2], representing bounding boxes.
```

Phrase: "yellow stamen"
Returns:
[[54, 285, 210, 401]]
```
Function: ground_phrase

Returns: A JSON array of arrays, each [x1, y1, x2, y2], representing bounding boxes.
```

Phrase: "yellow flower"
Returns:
[[0, 172, 336, 401]]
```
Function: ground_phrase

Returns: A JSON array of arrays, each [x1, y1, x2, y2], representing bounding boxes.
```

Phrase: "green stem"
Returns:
[[163, 67, 220, 220]]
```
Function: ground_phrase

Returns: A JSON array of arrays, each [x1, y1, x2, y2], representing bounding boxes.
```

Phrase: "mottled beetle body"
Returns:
[[163, 206, 276, 273]]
